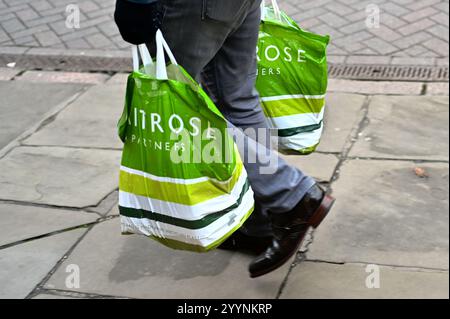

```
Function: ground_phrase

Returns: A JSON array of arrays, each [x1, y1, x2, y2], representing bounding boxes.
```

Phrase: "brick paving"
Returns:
[[0, 0, 449, 65]]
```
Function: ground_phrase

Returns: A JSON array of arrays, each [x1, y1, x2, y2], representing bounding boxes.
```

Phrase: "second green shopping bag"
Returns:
[[257, 0, 330, 154]]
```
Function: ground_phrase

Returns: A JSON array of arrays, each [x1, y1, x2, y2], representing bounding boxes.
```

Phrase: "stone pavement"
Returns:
[[0, 0, 448, 66], [0, 68, 448, 299]]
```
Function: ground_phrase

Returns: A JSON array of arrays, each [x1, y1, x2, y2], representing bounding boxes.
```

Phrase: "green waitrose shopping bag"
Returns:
[[257, 0, 330, 154], [117, 31, 254, 252]]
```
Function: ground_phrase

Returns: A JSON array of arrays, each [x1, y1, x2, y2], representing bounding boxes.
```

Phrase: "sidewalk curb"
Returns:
[[1, 45, 448, 66]]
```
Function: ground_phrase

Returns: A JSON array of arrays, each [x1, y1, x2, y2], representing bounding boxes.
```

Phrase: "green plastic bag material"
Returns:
[[117, 31, 254, 252], [257, 0, 330, 155]]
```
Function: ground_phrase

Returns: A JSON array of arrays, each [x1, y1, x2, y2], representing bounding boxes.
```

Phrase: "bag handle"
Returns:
[[131, 30, 178, 80], [132, 44, 153, 74], [261, 0, 281, 21], [156, 30, 178, 80]]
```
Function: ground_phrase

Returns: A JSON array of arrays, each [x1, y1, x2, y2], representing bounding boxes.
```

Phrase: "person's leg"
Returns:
[[199, 1, 272, 237]]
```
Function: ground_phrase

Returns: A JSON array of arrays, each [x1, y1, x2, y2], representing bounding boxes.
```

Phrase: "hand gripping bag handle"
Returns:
[[261, 0, 281, 20]]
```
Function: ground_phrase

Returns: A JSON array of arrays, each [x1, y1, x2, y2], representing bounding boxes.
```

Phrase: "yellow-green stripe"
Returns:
[[119, 162, 244, 206], [262, 98, 325, 118]]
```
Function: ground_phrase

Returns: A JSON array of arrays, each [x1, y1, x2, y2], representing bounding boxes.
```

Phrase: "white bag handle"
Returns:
[[132, 44, 153, 74], [261, 0, 281, 20], [132, 46, 140, 72], [131, 30, 178, 80], [156, 29, 178, 80]]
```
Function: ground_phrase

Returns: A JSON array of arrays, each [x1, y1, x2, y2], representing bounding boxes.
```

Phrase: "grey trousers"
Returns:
[[153, 0, 316, 236]]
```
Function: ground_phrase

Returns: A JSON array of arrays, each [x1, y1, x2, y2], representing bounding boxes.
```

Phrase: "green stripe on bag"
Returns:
[[119, 179, 251, 229], [278, 120, 323, 137], [262, 98, 325, 118], [146, 205, 255, 253]]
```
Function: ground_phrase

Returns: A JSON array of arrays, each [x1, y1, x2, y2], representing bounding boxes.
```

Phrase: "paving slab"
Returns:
[[45, 219, 292, 299], [0, 146, 121, 208], [280, 262, 449, 299], [318, 93, 367, 153], [0, 229, 86, 299], [350, 96, 449, 161], [16, 71, 110, 84], [308, 160, 449, 270], [391, 57, 437, 65], [280, 153, 338, 182], [328, 80, 424, 95], [0, 67, 20, 80], [427, 82, 450, 96], [436, 58, 449, 66], [23, 84, 125, 149], [0, 203, 98, 246], [106, 204, 120, 217], [0, 81, 85, 149], [107, 73, 129, 85], [0, 46, 28, 55], [85, 190, 118, 216]]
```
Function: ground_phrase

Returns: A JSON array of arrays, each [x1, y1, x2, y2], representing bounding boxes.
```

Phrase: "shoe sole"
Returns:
[[250, 194, 336, 279]]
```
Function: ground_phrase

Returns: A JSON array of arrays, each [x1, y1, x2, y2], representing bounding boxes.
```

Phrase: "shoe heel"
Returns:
[[309, 195, 335, 228]]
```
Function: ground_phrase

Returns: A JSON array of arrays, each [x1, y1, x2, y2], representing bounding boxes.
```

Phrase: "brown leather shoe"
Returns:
[[248, 184, 335, 278]]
